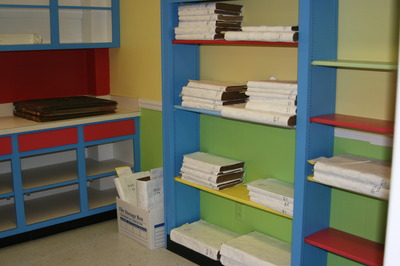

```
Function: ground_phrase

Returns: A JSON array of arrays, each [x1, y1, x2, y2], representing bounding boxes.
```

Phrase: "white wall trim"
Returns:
[[139, 99, 162, 111], [334, 128, 393, 147]]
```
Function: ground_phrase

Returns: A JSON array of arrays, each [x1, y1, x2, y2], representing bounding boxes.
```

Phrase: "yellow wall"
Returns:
[[110, 0, 399, 120], [109, 0, 162, 101]]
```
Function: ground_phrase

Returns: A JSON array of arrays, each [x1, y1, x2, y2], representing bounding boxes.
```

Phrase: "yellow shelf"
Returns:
[[175, 177, 292, 219]]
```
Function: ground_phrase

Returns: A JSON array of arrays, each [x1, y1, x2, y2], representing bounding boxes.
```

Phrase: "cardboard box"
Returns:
[[116, 197, 165, 249]]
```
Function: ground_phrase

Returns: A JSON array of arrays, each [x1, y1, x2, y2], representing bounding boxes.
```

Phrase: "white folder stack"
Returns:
[[175, 2, 243, 40], [181, 151, 245, 190], [310, 154, 391, 199], [247, 178, 294, 217], [220, 231, 291, 266]]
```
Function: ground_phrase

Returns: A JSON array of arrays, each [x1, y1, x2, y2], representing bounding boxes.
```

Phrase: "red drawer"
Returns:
[[84, 120, 135, 142], [0, 136, 12, 155], [19, 127, 78, 152]]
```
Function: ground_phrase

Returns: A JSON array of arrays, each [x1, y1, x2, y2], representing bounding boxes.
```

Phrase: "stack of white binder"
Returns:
[[170, 220, 240, 261], [220, 231, 291, 266], [309, 154, 391, 199], [175, 2, 243, 40], [181, 151, 245, 190], [221, 79, 297, 127], [180, 80, 247, 112], [247, 178, 294, 217]]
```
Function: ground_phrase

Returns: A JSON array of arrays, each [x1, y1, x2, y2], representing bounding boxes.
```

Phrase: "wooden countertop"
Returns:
[[0, 109, 140, 135]]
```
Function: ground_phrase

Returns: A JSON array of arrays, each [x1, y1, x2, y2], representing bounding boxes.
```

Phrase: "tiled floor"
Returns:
[[0, 219, 197, 266]]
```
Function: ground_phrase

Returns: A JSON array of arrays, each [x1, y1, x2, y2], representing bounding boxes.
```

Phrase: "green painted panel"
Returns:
[[140, 108, 163, 171], [199, 115, 295, 242]]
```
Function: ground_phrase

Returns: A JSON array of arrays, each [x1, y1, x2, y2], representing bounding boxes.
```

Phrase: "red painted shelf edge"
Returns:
[[172, 40, 298, 46], [310, 114, 394, 134], [305, 228, 384, 266]]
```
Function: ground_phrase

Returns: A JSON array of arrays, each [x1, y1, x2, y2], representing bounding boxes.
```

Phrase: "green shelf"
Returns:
[[312, 59, 397, 70]]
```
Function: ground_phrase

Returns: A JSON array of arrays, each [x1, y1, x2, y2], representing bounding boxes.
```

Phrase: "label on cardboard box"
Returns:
[[116, 197, 165, 249]]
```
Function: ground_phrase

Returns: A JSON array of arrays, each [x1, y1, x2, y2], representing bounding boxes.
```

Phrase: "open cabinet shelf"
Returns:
[[310, 114, 395, 134], [312, 59, 397, 70], [175, 177, 292, 219], [173, 40, 298, 46], [305, 228, 384, 266]]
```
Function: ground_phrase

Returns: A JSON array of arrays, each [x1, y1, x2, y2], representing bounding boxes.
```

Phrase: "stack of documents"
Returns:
[[225, 25, 298, 43], [181, 151, 245, 190], [180, 80, 248, 111], [170, 220, 241, 261], [309, 154, 391, 199], [220, 231, 291, 266], [221, 79, 297, 127], [175, 2, 243, 40], [247, 178, 294, 217]]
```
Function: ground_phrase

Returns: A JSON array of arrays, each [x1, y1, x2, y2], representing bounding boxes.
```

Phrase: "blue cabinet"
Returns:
[[0, 116, 140, 240]]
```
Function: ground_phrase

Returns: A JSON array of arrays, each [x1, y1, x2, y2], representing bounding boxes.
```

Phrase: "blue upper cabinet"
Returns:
[[0, 0, 119, 51]]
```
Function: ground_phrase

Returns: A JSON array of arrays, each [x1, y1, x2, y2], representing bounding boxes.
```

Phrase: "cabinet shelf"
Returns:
[[173, 40, 298, 46], [87, 187, 116, 210], [312, 59, 397, 70], [305, 228, 384, 266], [21, 161, 78, 190], [85, 158, 132, 177], [24, 189, 80, 225], [175, 177, 292, 219], [0, 201, 16, 232], [310, 114, 394, 134], [0, 172, 13, 195]]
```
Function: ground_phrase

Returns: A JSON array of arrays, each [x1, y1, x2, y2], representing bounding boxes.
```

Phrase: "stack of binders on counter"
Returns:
[[309, 154, 391, 199], [221, 79, 297, 127], [247, 178, 294, 217], [181, 151, 245, 190], [180, 80, 248, 111], [175, 2, 243, 40]]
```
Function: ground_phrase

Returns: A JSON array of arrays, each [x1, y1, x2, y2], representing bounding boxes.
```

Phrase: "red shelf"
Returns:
[[305, 228, 384, 266], [172, 40, 298, 46], [310, 114, 394, 134]]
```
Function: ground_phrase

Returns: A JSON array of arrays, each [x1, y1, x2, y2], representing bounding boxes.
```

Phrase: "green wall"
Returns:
[[139, 108, 163, 171]]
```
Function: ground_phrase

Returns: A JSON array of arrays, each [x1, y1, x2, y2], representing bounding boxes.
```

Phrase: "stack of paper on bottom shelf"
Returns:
[[180, 80, 248, 112], [170, 220, 241, 261], [246, 178, 294, 217], [225, 25, 299, 43], [220, 231, 291, 266], [309, 154, 391, 199], [181, 151, 245, 190]]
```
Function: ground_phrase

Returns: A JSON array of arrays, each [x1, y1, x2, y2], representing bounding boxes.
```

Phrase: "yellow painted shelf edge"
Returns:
[[312, 59, 397, 70], [174, 176, 292, 219]]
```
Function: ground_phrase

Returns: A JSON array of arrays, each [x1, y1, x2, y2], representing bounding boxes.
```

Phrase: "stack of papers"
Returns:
[[247, 179, 294, 217], [220, 231, 291, 266], [221, 79, 297, 127], [175, 2, 243, 40], [309, 154, 391, 199], [225, 25, 299, 43], [170, 220, 240, 261], [180, 80, 248, 111], [181, 152, 245, 190]]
